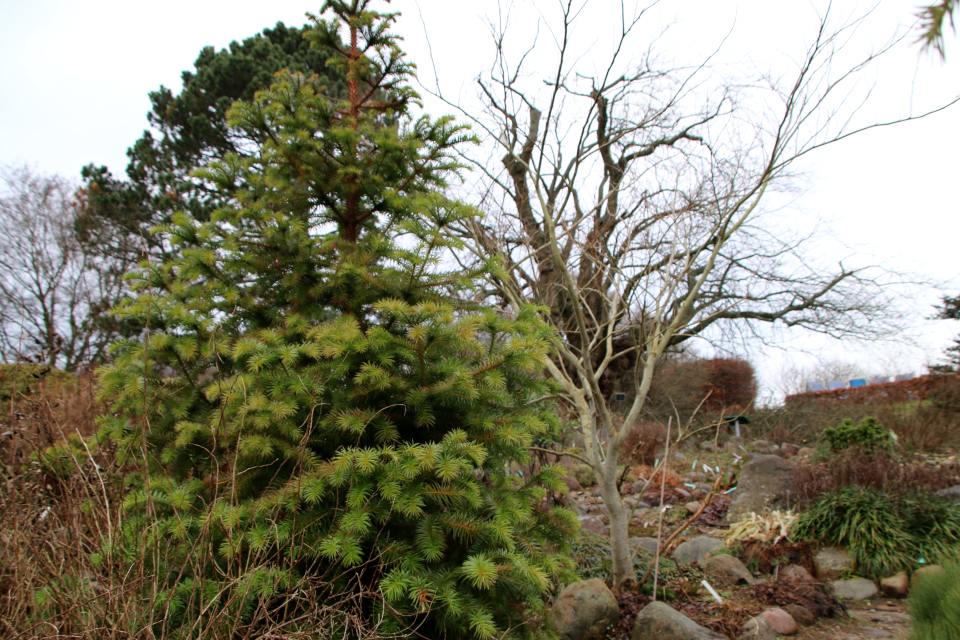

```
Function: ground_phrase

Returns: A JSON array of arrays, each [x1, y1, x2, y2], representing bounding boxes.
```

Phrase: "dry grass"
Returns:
[[750, 398, 960, 453], [626, 464, 683, 488], [619, 421, 667, 466], [793, 447, 959, 506], [0, 365, 401, 639]]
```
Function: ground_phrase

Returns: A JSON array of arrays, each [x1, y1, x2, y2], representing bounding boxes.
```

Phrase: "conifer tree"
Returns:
[[96, 1, 575, 637], [78, 21, 344, 263]]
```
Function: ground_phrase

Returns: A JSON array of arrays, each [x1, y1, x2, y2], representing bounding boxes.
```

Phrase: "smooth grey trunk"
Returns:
[[601, 459, 633, 588]]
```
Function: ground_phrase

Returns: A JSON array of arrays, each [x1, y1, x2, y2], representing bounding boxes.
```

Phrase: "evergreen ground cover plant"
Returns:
[[93, 2, 576, 638], [823, 417, 896, 454]]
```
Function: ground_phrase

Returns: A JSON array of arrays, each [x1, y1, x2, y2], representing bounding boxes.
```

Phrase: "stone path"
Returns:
[[786, 600, 911, 640]]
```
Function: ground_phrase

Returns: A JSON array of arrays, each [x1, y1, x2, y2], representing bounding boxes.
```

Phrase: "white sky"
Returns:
[[1, 0, 958, 399]]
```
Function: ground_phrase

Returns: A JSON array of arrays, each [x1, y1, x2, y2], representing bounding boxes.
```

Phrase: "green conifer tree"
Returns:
[[96, 2, 575, 637]]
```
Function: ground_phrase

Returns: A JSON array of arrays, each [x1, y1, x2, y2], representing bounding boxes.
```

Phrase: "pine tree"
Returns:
[[96, 2, 575, 637], [78, 20, 344, 262]]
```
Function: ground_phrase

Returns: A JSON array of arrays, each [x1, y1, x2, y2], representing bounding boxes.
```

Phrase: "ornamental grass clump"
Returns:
[[93, 2, 576, 638], [793, 487, 960, 579], [908, 561, 960, 640]]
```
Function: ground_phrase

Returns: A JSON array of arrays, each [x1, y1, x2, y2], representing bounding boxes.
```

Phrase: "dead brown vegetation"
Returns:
[[626, 464, 682, 488], [768, 374, 960, 451], [746, 577, 846, 620], [619, 421, 667, 466], [793, 447, 959, 506]]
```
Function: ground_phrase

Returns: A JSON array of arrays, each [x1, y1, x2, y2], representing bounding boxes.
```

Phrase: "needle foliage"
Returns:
[[95, 2, 575, 637]]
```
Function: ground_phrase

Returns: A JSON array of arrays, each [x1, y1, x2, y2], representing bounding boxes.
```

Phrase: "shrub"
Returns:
[[909, 561, 960, 640], [627, 464, 682, 489], [823, 417, 895, 454], [793, 487, 960, 578], [873, 400, 960, 452], [644, 355, 756, 422], [570, 464, 598, 488], [619, 421, 666, 466], [753, 378, 960, 452], [793, 448, 957, 506], [702, 358, 757, 413]]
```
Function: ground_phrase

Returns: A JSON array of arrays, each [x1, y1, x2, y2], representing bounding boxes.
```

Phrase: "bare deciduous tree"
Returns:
[[0, 165, 128, 370], [434, 2, 958, 590]]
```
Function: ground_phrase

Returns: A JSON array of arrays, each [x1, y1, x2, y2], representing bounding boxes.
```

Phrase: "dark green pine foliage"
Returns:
[[96, 2, 575, 638], [78, 20, 344, 260], [936, 294, 960, 371]]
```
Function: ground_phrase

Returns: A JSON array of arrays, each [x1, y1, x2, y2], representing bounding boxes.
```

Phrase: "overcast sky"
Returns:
[[1, 0, 958, 398]]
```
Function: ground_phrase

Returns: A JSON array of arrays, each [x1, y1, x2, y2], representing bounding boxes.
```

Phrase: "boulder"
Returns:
[[751, 440, 772, 449], [880, 571, 909, 598], [672, 536, 724, 566], [551, 579, 619, 640], [738, 615, 775, 640], [780, 443, 801, 457], [685, 501, 702, 515], [783, 604, 816, 627], [630, 536, 661, 555], [798, 447, 815, 457], [578, 515, 609, 537], [655, 451, 690, 463], [831, 578, 878, 601], [725, 440, 745, 454], [936, 485, 960, 501], [632, 601, 726, 640], [913, 565, 945, 582], [760, 607, 798, 635], [779, 564, 815, 582], [631, 508, 653, 523], [703, 554, 757, 586], [727, 455, 798, 522], [813, 548, 853, 581]]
